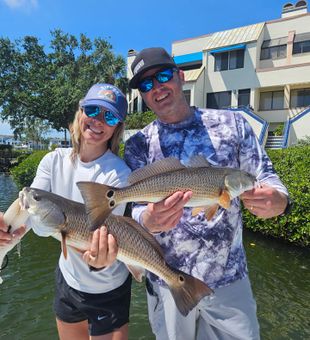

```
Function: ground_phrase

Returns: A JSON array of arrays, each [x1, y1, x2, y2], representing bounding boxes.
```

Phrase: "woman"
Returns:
[[0, 83, 131, 340]]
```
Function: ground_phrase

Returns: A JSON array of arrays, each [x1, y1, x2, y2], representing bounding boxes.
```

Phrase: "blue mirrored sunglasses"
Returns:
[[83, 106, 120, 127], [138, 67, 178, 93]]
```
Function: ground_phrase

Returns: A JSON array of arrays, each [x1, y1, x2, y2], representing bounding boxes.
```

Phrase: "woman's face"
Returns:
[[79, 109, 118, 150]]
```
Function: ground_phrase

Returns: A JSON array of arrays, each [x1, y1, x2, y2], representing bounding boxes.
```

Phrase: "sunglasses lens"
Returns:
[[138, 78, 153, 93], [138, 68, 176, 93], [84, 105, 101, 117], [104, 111, 120, 126], [156, 69, 174, 83]]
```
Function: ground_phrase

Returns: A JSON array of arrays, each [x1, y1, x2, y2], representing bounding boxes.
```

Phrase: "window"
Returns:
[[180, 62, 202, 71], [293, 33, 310, 54], [238, 89, 250, 107], [290, 88, 310, 107], [259, 91, 284, 110], [214, 49, 244, 71], [183, 90, 191, 105], [207, 91, 232, 109], [260, 37, 287, 60]]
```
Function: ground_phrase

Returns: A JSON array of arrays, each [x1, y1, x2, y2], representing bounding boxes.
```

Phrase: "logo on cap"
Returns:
[[97, 89, 116, 103], [133, 59, 145, 75]]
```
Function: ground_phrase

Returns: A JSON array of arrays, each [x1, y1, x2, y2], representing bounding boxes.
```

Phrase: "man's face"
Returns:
[[138, 67, 186, 123]]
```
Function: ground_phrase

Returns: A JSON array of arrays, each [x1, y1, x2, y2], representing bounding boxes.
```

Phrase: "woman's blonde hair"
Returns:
[[69, 107, 125, 162]]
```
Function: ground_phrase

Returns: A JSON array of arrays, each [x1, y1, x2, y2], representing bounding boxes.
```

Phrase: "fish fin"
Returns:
[[205, 204, 219, 220], [191, 205, 219, 220], [67, 245, 84, 254], [128, 157, 185, 184], [168, 267, 214, 316], [219, 190, 231, 209], [191, 206, 205, 216], [77, 182, 117, 229], [126, 265, 145, 282], [110, 215, 165, 258], [61, 232, 68, 259], [186, 155, 211, 168]]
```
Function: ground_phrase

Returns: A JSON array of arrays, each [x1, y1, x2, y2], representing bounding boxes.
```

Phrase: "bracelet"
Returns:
[[89, 265, 106, 272]]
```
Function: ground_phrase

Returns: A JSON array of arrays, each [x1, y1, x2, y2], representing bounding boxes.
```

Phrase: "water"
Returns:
[[0, 173, 309, 340]]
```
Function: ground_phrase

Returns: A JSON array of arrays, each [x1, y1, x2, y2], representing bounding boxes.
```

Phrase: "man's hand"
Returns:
[[141, 191, 193, 233], [0, 212, 26, 246], [241, 185, 288, 219], [83, 226, 118, 269]]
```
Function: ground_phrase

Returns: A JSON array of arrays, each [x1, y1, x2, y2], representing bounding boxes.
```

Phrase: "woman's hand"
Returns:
[[83, 226, 118, 269]]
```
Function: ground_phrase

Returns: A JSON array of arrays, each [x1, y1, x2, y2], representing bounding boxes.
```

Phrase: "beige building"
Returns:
[[127, 1, 310, 148]]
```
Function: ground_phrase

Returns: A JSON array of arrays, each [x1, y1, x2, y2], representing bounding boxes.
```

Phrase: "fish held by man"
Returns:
[[77, 156, 257, 222], [0, 199, 30, 284], [18, 187, 213, 316]]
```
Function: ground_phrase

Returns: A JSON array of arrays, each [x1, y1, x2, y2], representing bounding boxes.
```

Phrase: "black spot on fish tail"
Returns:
[[168, 268, 213, 317], [107, 190, 114, 198], [77, 182, 117, 228]]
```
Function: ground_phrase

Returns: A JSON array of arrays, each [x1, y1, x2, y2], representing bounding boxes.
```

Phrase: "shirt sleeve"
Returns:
[[235, 113, 288, 196], [31, 151, 53, 191]]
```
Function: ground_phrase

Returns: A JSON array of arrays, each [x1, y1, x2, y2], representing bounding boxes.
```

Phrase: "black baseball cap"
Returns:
[[129, 47, 177, 89]]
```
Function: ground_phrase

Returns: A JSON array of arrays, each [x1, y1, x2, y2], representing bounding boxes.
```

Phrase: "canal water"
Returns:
[[0, 173, 309, 340]]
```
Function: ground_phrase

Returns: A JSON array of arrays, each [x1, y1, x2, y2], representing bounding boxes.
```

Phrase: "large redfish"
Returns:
[[18, 187, 213, 316], [77, 156, 256, 221]]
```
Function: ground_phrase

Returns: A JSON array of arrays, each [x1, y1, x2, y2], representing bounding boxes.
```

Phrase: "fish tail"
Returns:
[[169, 269, 214, 317], [76, 182, 119, 229]]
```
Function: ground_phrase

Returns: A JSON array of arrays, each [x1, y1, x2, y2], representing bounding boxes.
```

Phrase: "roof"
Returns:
[[183, 67, 204, 82], [204, 22, 265, 51]]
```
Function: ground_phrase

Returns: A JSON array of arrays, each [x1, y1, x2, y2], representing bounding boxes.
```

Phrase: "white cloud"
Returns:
[[3, 0, 38, 10]]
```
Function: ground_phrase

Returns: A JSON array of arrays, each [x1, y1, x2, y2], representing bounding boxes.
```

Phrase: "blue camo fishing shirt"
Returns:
[[124, 107, 288, 289]]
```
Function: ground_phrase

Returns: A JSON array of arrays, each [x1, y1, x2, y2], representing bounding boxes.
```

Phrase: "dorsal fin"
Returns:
[[187, 155, 211, 168], [128, 157, 185, 184]]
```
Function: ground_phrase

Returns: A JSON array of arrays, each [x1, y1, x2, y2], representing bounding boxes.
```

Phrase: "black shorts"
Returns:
[[53, 265, 132, 336]]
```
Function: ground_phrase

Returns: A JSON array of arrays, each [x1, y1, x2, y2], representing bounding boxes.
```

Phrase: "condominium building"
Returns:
[[127, 1, 310, 147]]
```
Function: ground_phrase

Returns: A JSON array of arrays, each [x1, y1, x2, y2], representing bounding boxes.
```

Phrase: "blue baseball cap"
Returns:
[[80, 83, 128, 122]]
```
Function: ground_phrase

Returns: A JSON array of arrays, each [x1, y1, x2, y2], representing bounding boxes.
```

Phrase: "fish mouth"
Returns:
[[19, 188, 30, 210]]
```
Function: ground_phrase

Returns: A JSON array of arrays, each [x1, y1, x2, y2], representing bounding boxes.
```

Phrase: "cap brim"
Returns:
[[129, 62, 177, 89], [80, 99, 123, 121]]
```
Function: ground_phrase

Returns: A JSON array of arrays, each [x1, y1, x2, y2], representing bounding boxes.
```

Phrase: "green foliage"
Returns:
[[118, 143, 125, 159], [10, 150, 49, 190], [0, 30, 127, 134], [0, 144, 13, 151], [273, 123, 284, 136], [243, 145, 310, 247], [295, 135, 310, 146], [125, 111, 156, 129]]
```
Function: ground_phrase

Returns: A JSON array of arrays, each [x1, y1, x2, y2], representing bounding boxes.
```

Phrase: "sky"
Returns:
[[0, 0, 300, 136]]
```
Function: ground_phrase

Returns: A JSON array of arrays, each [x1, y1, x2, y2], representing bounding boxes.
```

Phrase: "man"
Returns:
[[124, 47, 291, 340]]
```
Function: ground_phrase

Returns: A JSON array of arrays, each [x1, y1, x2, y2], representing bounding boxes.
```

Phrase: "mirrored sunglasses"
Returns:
[[83, 106, 120, 127], [138, 67, 178, 93]]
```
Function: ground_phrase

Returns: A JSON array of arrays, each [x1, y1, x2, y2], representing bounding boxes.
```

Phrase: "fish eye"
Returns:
[[33, 194, 41, 201]]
